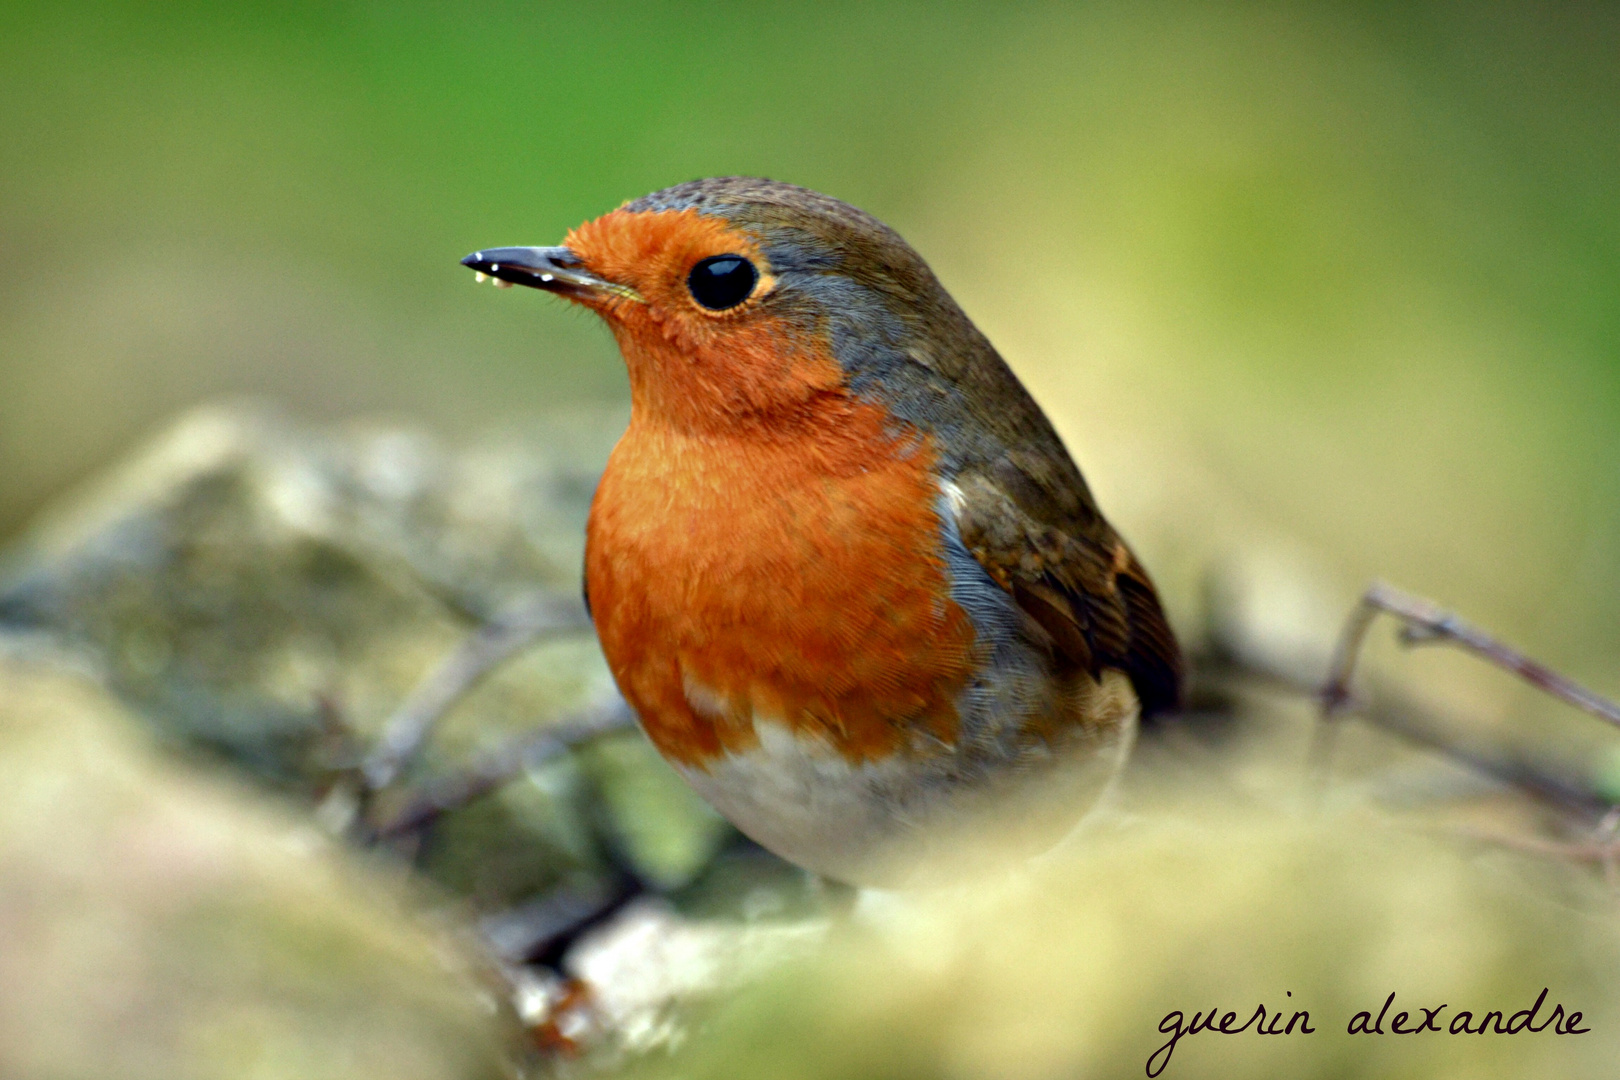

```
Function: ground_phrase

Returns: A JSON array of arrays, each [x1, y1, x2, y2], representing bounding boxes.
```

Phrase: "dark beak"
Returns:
[[459, 246, 638, 301]]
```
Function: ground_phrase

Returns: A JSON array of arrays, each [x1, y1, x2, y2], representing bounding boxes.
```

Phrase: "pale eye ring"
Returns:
[[686, 255, 759, 310]]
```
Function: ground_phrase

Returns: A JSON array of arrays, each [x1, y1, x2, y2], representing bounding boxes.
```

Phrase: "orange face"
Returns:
[[562, 207, 778, 321], [559, 208, 844, 436]]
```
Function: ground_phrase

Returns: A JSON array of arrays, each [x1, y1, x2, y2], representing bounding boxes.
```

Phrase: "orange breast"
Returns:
[[585, 394, 980, 768]]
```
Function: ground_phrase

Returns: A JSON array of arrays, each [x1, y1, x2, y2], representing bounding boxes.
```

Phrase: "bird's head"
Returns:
[[463, 178, 982, 437]]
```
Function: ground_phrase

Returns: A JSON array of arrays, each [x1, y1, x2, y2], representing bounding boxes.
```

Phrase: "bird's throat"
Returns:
[[584, 399, 979, 767], [606, 315, 848, 438]]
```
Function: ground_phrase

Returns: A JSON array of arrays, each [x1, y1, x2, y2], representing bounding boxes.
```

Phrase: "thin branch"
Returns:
[[361, 591, 592, 792], [1598, 807, 1620, 891], [1452, 826, 1620, 866], [1321, 581, 1620, 729], [1199, 644, 1615, 820], [368, 697, 636, 840]]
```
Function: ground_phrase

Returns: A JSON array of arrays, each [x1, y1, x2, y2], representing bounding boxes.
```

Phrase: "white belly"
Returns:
[[674, 669, 1139, 886]]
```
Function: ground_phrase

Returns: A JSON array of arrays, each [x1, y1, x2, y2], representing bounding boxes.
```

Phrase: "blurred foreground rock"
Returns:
[[0, 401, 613, 783], [623, 793, 1620, 1080], [0, 641, 510, 1080]]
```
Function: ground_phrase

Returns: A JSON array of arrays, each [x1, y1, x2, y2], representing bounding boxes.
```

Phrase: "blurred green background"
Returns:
[[3, 0, 1617, 703]]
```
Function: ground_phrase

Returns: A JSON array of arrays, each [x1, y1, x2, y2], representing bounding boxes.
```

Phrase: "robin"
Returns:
[[463, 178, 1180, 886]]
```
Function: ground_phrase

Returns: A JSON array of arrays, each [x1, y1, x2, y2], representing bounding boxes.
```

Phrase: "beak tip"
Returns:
[[457, 245, 616, 298]]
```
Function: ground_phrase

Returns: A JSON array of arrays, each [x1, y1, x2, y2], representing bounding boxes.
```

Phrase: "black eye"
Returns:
[[686, 255, 759, 310]]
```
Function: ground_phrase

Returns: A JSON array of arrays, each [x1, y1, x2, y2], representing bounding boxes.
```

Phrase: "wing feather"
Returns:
[[951, 469, 1182, 717]]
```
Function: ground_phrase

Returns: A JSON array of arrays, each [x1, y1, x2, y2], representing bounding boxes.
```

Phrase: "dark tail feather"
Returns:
[[1116, 566, 1183, 719]]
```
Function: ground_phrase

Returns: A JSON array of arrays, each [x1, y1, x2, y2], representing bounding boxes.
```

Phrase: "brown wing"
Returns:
[[950, 466, 1183, 718]]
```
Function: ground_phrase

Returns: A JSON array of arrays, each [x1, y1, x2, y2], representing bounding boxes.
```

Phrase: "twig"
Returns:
[[368, 697, 636, 840], [1198, 649, 1614, 820], [1310, 581, 1620, 809], [1321, 581, 1620, 728], [361, 591, 592, 792], [1599, 807, 1620, 891], [1452, 825, 1620, 867], [480, 871, 642, 967]]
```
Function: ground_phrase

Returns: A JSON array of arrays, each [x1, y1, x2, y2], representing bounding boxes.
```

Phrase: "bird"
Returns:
[[462, 177, 1181, 886]]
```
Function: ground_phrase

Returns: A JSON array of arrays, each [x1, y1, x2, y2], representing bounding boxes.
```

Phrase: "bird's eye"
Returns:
[[686, 255, 759, 311]]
